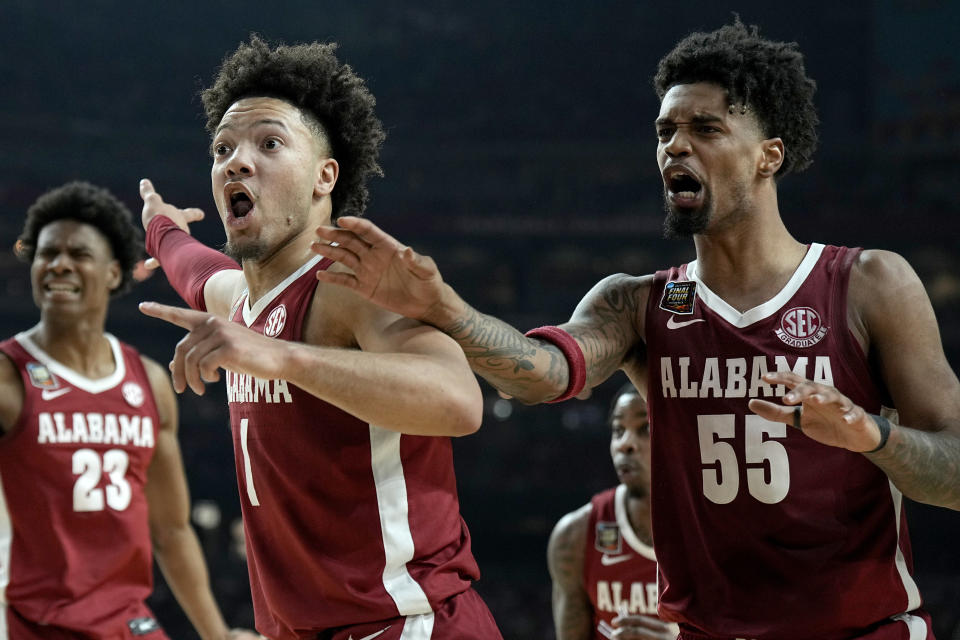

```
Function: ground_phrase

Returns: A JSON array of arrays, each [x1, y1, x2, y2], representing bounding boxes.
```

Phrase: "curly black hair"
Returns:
[[654, 18, 819, 177], [201, 35, 386, 221], [17, 181, 142, 297]]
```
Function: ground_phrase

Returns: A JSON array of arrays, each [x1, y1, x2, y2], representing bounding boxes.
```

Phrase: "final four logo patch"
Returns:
[[595, 521, 622, 554], [26, 362, 59, 389], [659, 281, 697, 315]]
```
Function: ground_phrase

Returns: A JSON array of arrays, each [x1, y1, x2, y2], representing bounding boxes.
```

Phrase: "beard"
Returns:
[[662, 186, 711, 238], [224, 238, 269, 263], [662, 182, 751, 239]]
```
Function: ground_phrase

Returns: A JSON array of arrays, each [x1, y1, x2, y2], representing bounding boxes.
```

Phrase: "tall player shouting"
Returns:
[[312, 20, 960, 640]]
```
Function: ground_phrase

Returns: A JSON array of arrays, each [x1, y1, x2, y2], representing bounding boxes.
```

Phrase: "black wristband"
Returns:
[[864, 413, 893, 453]]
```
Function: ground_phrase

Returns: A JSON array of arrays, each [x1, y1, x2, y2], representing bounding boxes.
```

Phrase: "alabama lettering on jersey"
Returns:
[[0, 333, 161, 636], [227, 255, 480, 639], [645, 244, 930, 639], [584, 485, 659, 640]]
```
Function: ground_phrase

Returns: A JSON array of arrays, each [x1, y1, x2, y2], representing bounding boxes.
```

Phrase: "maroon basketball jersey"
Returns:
[[584, 486, 660, 640], [0, 333, 162, 637], [227, 256, 479, 639], [645, 244, 929, 639]]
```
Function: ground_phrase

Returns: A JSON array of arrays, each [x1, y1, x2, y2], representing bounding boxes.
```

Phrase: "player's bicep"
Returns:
[[856, 250, 960, 433], [203, 269, 246, 318], [560, 273, 650, 387], [547, 505, 593, 639]]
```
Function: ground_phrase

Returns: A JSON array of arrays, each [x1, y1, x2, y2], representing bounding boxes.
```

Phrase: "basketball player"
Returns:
[[310, 20, 960, 640], [0, 182, 256, 639], [136, 37, 501, 640], [548, 384, 677, 640]]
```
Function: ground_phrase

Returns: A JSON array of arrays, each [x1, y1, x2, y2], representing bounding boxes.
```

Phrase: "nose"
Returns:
[[47, 251, 74, 272], [614, 433, 637, 454], [662, 128, 692, 158], [224, 145, 254, 178]]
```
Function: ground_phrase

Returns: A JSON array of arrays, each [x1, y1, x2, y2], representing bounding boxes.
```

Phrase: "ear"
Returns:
[[314, 158, 339, 198], [106, 260, 122, 292], [758, 138, 784, 178]]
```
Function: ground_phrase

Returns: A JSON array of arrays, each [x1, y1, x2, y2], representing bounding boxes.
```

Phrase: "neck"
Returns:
[[243, 222, 323, 306], [624, 489, 653, 546], [691, 190, 807, 312], [28, 315, 113, 378]]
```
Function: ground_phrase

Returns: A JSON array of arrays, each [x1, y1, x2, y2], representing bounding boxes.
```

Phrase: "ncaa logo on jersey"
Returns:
[[659, 281, 697, 315], [123, 382, 145, 407], [264, 304, 287, 337], [775, 306, 828, 348], [595, 521, 622, 554]]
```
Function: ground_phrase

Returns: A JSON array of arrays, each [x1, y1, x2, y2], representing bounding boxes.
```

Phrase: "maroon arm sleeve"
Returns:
[[145, 216, 241, 312]]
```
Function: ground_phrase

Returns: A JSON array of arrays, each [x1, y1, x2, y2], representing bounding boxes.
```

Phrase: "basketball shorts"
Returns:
[[677, 608, 934, 640], [2, 602, 170, 640], [317, 588, 502, 640]]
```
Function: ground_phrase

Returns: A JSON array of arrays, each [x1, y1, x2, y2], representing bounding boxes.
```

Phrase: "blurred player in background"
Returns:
[[0, 182, 256, 639], [548, 384, 677, 640]]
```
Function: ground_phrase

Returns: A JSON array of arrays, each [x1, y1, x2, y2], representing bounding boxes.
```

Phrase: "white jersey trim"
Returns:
[[686, 243, 825, 328], [400, 611, 435, 639], [614, 484, 656, 561], [241, 255, 325, 326], [369, 425, 433, 617], [893, 612, 928, 640], [14, 332, 126, 394], [888, 480, 922, 611], [0, 470, 11, 607]]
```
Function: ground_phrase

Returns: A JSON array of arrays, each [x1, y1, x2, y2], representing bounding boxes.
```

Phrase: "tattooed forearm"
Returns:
[[868, 426, 960, 510], [442, 304, 569, 400]]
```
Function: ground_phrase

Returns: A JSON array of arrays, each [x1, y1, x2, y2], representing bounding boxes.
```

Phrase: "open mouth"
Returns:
[[229, 191, 254, 218], [44, 282, 80, 295], [667, 171, 702, 199]]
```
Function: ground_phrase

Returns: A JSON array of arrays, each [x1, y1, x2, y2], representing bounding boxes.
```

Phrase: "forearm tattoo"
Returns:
[[869, 426, 960, 510]]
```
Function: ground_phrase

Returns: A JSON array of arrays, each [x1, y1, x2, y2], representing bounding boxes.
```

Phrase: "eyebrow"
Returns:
[[215, 118, 290, 136], [655, 113, 724, 126]]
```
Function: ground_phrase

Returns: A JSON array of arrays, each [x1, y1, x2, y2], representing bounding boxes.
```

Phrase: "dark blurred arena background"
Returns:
[[1, 1, 958, 637]]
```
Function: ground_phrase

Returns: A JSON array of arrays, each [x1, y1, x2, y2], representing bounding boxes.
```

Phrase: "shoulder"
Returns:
[[139, 354, 176, 430], [848, 249, 924, 320], [548, 502, 593, 558]]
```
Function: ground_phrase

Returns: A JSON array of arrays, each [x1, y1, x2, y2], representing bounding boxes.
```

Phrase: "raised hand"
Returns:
[[749, 371, 885, 453], [139, 301, 287, 395], [312, 216, 450, 323], [139, 178, 207, 270]]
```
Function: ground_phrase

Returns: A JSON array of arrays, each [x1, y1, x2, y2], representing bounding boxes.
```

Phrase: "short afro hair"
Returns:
[[201, 34, 386, 221], [654, 18, 819, 177], [17, 181, 142, 296]]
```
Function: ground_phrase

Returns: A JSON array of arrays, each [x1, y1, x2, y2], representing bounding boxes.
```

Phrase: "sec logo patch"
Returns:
[[775, 306, 828, 348], [123, 382, 145, 408], [264, 304, 287, 338]]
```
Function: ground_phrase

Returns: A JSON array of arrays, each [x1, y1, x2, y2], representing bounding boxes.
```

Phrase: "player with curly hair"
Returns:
[[0, 182, 257, 640], [138, 36, 501, 640], [312, 19, 956, 639]]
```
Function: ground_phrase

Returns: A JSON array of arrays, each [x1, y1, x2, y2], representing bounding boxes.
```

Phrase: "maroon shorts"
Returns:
[[677, 609, 935, 640], [319, 588, 502, 640], [4, 603, 170, 640]]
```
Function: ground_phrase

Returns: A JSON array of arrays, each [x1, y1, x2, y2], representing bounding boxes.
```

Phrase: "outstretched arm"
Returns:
[[752, 250, 960, 509], [142, 357, 259, 640], [313, 217, 648, 402], [139, 179, 244, 317]]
